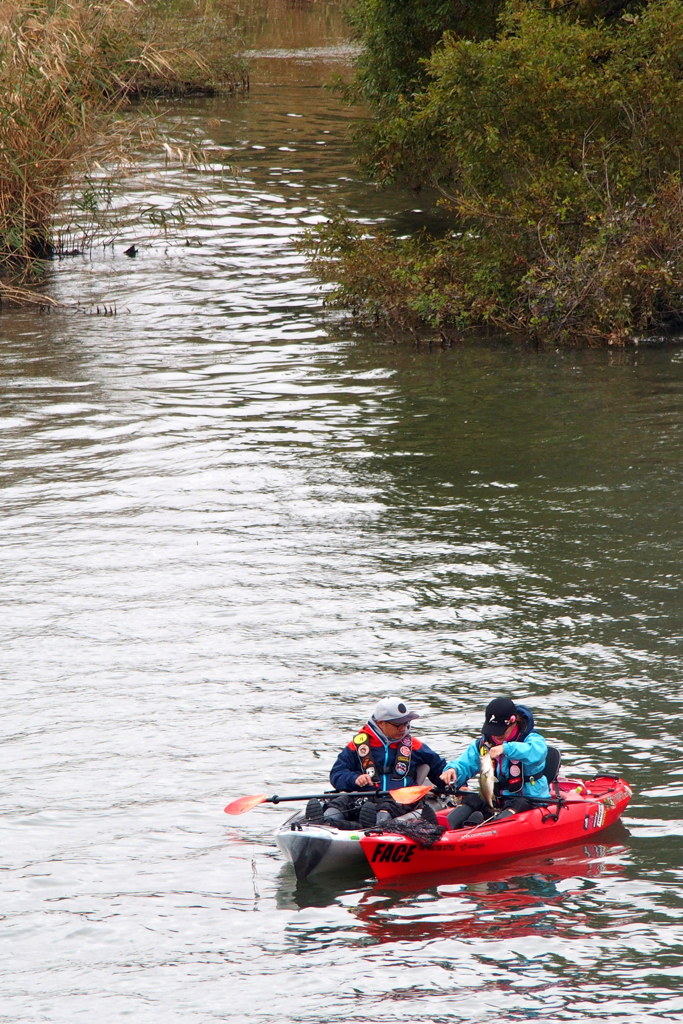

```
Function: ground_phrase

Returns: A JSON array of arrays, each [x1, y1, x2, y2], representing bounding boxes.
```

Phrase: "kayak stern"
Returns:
[[275, 816, 367, 881]]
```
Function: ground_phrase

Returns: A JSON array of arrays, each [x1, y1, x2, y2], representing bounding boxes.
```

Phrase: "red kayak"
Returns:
[[360, 775, 632, 880]]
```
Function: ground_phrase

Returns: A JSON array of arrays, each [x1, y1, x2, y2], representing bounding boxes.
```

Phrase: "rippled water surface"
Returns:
[[2, 4, 682, 1022]]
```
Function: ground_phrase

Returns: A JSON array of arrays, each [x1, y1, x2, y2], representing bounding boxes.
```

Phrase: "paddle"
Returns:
[[393, 783, 433, 804], [225, 791, 339, 815], [224, 783, 433, 816]]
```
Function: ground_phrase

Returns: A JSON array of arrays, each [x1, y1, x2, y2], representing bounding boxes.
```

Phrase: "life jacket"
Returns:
[[497, 754, 525, 794], [351, 721, 415, 788]]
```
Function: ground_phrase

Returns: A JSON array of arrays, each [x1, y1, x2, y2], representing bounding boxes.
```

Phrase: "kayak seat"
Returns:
[[543, 746, 562, 784], [541, 746, 563, 820]]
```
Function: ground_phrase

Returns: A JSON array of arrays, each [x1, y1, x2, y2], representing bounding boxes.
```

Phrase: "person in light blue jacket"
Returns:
[[440, 696, 551, 829]]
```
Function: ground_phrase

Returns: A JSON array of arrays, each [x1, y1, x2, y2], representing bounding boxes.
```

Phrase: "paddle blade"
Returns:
[[224, 793, 268, 815], [391, 784, 434, 805]]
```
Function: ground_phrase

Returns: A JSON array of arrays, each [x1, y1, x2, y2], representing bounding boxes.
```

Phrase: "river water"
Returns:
[[2, 4, 682, 1022]]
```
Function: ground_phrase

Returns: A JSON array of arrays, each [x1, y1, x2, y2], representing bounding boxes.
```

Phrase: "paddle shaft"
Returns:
[[224, 782, 434, 814], [261, 790, 388, 805]]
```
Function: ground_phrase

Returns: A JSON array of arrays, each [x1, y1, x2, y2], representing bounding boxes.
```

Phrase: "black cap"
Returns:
[[482, 696, 517, 737]]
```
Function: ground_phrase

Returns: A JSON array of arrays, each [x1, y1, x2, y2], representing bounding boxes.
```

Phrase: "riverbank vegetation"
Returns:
[[0, 0, 246, 302], [308, 0, 683, 344]]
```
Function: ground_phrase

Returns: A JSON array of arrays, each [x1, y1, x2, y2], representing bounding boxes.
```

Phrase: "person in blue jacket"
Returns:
[[440, 696, 550, 829], [306, 697, 446, 829]]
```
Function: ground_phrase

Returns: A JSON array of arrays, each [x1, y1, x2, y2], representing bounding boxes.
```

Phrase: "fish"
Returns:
[[479, 745, 495, 809]]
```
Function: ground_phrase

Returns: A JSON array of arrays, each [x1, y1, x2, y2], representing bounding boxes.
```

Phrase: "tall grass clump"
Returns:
[[0, 0, 245, 294]]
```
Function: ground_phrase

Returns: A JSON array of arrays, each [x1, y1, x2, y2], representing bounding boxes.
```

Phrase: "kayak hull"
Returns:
[[274, 795, 448, 881], [275, 814, 367, 880], [360, 776, 632, 880]]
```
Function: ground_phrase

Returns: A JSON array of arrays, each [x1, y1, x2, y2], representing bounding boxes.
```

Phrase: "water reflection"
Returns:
[[354, 830, 631, 945], [278, 865, 372, 911], [267, 828, 671, 1021], [241, 0, 352, 53]]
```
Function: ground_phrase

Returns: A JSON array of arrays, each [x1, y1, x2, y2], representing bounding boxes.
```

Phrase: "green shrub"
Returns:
[[311, 0, 683, 342]]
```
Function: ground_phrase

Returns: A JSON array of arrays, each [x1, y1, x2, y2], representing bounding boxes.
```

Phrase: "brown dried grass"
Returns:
[[0, 0, 245, 298]]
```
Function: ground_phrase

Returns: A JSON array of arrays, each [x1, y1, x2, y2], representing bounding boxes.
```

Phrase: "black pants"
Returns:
[[322, 794, 364, 824], [324, 793, 417, 826], [447, 792, 538, 829]]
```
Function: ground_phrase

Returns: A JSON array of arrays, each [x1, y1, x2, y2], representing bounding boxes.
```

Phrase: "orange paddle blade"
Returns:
[[391, 784, 434, 805], [224, 793, 268, 815]]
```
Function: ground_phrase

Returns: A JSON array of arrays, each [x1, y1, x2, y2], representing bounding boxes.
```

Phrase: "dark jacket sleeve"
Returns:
[[329, 743, 366, 792], [415, 741, 447, 788]]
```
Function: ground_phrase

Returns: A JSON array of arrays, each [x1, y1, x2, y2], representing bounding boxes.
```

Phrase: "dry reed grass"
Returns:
[[0, 0, 245, 303]]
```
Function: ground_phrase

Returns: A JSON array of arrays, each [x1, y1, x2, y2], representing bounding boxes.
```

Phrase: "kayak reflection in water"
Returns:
[[441, 696, 555, 829], [305, 697, 447, 830], [352, 841, 624, 944]]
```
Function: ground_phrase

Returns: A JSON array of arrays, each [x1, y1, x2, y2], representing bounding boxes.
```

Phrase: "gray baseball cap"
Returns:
[[373, 697, 420, 725]]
